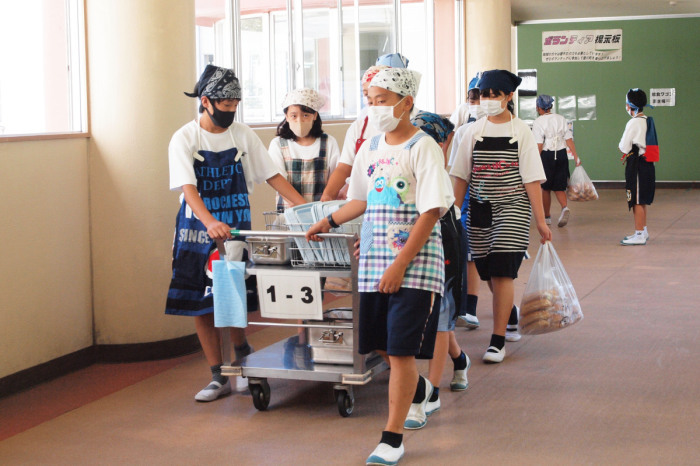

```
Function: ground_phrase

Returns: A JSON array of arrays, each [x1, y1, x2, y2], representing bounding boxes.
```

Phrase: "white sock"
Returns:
[[643, 226, 648, 234]]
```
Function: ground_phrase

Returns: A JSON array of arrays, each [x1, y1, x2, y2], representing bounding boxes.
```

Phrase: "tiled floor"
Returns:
[[1, 189, 699, 465]]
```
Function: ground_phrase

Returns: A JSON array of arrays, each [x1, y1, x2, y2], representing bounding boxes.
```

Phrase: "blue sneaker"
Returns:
[[366, 442, 404, 465], [403, 377, 433, 430]]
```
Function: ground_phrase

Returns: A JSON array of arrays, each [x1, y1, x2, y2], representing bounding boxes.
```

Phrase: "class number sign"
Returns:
[[256, 269, 323, 320]]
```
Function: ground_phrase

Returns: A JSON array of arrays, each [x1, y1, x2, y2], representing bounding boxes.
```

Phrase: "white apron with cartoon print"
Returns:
[[358, 133, 444, 295]]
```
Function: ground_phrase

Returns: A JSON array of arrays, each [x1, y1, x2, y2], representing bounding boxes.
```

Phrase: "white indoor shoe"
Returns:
[[366, 442, 404, 466], [557, 207, 570, 227], [621, 233, 647, 246], [483, 346, 506, 364], [194, 379, 231, 402]]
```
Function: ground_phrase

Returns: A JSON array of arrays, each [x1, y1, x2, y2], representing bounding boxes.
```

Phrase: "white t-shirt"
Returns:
[[449, 103, 471, 129], [348, 132, 454, 216], [268, 135, 340, 179], [449, 117, 546, 185], [531, 112, 572, 151], [618, 116, 647, 156], [448, 117, 481, 167], [339, 106, 421, 167], [169, 120, 281, 193]]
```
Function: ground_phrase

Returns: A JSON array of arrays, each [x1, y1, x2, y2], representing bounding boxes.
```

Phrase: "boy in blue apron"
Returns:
[[307, 68, 454, 466], [450, 69, 552, 364], [166, 65, 305, 402], [619, 88, 657, 246]]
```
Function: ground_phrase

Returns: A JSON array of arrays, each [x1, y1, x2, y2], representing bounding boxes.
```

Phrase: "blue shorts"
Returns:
[[359, 289, 441, 359]]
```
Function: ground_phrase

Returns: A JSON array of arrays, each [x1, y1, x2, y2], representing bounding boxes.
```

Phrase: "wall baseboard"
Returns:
[[0, 334, 201, 399]]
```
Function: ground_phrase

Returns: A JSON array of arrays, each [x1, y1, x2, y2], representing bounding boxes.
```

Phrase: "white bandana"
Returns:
[[282, 88, 325, 112], [369, 68, 421, 98]]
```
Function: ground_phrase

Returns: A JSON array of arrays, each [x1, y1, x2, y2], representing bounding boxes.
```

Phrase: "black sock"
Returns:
[[452, 351, 467, 370], [234, 341, 252, 360], [466, 294, 478, 316], [489, 334, 506, 350], [210, 364, 227, 385], [412, 376, 426, 403], [508, 305, 519, 326], [380, 431, 403, 448], [429, 387, 440, 402]]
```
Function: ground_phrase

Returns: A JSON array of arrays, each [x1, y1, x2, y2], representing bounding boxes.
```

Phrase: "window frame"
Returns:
[[0, 0, 88, 141]]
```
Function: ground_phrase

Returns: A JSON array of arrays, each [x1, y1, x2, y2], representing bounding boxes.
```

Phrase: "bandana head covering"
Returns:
[[369, 68, 422, 98], [376, 53, 409, 68], [411, 111, 454, 144], [468, 73, 481, 91], [362, 65, 390, 86], [184, 65, 242, 100], [536, 94, 554, 110], [626, 88, 647, 110], [281, 88, 325, 112], [478, 69, 522, 93]]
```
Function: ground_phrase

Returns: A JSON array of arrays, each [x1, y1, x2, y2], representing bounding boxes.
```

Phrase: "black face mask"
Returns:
[[205, 102, 236, 128]]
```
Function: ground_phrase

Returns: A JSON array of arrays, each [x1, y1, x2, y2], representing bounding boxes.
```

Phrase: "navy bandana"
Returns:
[[478, 69, 522, 93], [184, 65, 242, 100]]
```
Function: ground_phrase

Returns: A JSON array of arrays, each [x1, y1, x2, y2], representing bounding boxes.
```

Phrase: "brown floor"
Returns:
[[1, 189, 699, 465]]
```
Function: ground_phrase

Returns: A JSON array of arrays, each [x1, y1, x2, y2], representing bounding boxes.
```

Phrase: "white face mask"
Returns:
[[468, 104, 486, 120], [481, 98, 506, 117], [368, 96, 406, 133], [288, 119, 314, 138]]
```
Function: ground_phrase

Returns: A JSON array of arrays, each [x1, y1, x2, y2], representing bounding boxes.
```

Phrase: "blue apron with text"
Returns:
[[165, 139, 251, 316]]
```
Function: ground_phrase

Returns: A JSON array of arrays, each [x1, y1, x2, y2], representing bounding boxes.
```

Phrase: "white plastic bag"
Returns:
[[566, 165, 598, 201], [519, 242, 583, 335]]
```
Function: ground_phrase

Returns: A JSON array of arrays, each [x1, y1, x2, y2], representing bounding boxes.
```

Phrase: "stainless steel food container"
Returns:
[[246, 236, 293, 264], [306, 308, 353, 365]]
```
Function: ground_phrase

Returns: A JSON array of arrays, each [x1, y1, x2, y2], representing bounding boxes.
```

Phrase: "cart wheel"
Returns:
[[335, 389, 354, 417], [250, 379, 271, 411]]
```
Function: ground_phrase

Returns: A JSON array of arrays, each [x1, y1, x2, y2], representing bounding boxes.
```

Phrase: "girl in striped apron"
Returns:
[[268, 88, 340, 209], [450, 70, 552, 364]]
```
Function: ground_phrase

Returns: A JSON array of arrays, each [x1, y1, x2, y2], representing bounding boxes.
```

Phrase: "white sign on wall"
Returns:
[[650, 88, 675, 107], [542, 29, 622, 62]]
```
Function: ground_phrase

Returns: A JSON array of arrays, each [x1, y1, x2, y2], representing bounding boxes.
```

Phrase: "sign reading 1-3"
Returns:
[[256, 269, 323, 320]]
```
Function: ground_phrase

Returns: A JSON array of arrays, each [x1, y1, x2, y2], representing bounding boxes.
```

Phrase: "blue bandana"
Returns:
[[536, 94, 554, 110], [411, 111, 454, 144], [376, 53, 409, 68], [478, 69, 522, 93], [468, 73, 481, 91]]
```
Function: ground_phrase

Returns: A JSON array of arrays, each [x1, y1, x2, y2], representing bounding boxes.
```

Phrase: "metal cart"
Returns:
[[216, 229, 388, 417]]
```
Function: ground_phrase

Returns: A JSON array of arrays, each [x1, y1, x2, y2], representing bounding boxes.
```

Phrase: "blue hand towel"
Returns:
[[212, 260, 248, 328]]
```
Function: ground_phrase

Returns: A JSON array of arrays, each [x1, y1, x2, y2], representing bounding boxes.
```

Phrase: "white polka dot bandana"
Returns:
[[282, 88, 325, 112], [369, 68, 422, 98]]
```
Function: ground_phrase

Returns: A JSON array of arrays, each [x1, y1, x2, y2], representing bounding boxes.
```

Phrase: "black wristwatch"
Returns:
[[327, 213, 340, 229]]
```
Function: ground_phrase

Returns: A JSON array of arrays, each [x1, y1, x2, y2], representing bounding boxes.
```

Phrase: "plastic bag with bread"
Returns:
[[518, 242, 583, 335], [566, 165, 598, 202]]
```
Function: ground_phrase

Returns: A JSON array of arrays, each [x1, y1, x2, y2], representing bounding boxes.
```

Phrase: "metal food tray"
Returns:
[[215, 230, 388, 417]]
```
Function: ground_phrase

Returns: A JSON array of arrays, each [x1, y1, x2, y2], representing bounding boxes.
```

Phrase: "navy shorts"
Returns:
[[540, 149, 570, 191], [359, 288, 441, 359], [474, 251, 526, 281]]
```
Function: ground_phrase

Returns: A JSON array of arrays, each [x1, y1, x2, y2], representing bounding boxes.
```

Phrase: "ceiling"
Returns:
[[511, 0, 700, 23]]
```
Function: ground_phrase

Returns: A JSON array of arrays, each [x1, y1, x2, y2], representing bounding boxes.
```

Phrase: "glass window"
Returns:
[[0, 0, 87, 137], [194, 0, 463, 124]]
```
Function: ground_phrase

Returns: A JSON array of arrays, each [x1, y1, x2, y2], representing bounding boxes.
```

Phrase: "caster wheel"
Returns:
[[335, 389, 354, 417], [250, 379, 270, 411]]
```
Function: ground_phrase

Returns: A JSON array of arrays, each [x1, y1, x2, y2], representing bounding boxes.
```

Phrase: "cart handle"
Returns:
[[230, 229, 356, 240]]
